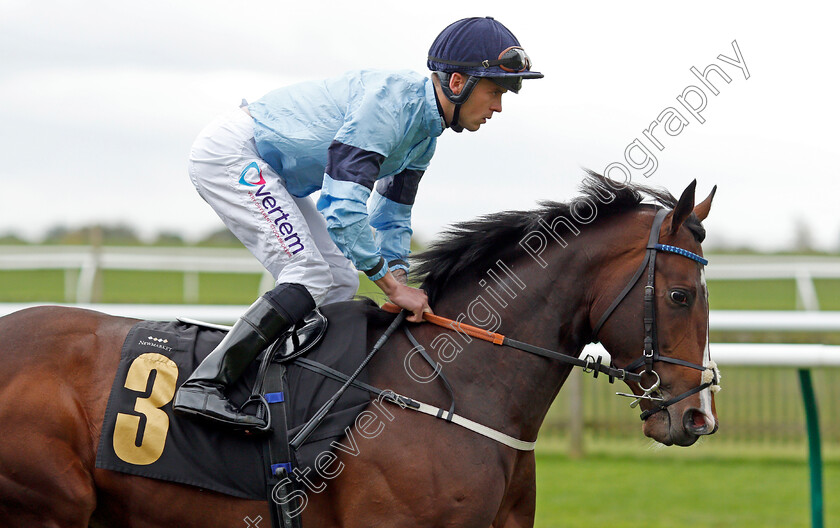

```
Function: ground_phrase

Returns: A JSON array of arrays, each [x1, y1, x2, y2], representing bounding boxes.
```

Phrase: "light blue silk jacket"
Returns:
[[248, 70, 444, 280]]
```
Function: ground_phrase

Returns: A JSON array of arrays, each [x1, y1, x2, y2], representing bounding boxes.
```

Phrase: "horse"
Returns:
[[0, 174, 718, 527]]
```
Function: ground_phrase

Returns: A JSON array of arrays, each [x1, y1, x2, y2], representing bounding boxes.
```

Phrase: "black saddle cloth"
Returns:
[[95, 299, 383, 500]]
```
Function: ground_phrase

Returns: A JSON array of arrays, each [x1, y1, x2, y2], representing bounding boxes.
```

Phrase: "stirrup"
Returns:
[[239, 395, 272, 434]]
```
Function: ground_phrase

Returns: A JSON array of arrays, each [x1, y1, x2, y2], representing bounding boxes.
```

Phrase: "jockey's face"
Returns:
[[451, 76, 505, 132]]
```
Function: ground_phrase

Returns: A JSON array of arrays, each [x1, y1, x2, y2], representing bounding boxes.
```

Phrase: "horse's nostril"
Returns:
[[684, 409, 713, 434]]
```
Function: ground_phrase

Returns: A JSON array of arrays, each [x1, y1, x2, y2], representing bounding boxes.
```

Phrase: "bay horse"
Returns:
[[0, 174, 718, 527]]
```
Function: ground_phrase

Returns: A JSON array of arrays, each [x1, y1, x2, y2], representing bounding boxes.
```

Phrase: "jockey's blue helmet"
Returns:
[[428, 17, 543, 130], [428, 17, 543, 94]]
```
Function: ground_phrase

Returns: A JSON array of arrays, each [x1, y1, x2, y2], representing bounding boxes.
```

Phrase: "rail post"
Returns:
[[798, 368, 824, 528]]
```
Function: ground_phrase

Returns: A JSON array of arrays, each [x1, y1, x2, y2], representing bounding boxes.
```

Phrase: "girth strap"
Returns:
[[294, 357, 536, 450]]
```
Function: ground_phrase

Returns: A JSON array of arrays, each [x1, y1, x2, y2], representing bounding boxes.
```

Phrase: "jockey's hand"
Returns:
[[374, 272, 431, 323]]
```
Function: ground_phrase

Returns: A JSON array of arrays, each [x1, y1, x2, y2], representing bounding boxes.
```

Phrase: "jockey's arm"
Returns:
[[317, 143, 431, 322]]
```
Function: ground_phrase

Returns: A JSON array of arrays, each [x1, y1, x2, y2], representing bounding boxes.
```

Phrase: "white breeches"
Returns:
[[188, 107, 359, 306]]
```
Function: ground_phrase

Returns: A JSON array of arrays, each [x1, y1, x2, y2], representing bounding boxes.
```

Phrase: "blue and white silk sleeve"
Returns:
[[316, 141, 388, 280], [368, 169, 423, 275]]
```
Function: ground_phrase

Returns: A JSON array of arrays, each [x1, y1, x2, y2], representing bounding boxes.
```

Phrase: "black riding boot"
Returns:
[[173, 283, 315, 430]]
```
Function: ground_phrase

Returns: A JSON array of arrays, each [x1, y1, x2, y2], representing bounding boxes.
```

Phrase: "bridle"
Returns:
[[590, 208, 720, 420], [383, 207, 720, 423]]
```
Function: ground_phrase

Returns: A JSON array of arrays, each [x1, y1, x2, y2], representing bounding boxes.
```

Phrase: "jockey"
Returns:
[[173, 16, 543, 430]]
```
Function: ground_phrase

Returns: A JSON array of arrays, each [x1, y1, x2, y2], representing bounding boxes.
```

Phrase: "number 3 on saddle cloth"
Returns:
[[95, 299, 379, 503]]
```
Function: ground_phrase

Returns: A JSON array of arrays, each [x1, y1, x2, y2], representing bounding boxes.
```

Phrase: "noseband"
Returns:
[[591, 208, 719, 420]]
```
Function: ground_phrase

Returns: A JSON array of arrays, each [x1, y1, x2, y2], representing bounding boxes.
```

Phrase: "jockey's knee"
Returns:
[[275, 257, 333, 308], [323, 265, 360, 305]]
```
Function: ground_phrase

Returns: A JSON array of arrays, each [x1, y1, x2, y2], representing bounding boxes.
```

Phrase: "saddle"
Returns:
[[273, 308, 329, 363], [96, 299, 387, 528]]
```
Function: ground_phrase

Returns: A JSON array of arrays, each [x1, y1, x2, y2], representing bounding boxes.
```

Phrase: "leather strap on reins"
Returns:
[[381, 303, 641, 383]]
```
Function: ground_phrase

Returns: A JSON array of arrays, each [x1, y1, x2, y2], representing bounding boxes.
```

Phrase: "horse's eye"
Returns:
[[669, 290, 689, 305]]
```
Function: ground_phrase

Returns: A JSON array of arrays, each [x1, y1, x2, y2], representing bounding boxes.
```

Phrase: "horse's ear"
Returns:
[[693, 185, 717, 222], [669, 179, 697, 234]]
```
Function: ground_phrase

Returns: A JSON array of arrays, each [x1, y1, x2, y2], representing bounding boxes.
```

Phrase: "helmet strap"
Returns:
[[435, 72, 479, 133], [450, 104, 464, 133]]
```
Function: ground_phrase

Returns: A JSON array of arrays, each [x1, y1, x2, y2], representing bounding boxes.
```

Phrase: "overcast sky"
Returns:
[[1, 1, 838, 251]]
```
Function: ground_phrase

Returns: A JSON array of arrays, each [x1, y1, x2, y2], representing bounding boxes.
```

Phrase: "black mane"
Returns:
[[413, 171, 705, 303]]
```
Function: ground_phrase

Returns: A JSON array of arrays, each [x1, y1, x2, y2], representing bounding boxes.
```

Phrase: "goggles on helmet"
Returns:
[[496, 46, 532, 72], [428, 46, 533, 73]]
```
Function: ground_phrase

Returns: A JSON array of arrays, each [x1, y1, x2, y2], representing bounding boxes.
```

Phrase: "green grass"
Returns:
[[704, 278, 840, 311], [707, 279, 797, 310], [815, 279, 840, 310], [194, 273, 266, 304], [534, 449, 839, 527], [101, 270, 187, 303], [100, 271, 267, 304], [0, 269, 67, 302]]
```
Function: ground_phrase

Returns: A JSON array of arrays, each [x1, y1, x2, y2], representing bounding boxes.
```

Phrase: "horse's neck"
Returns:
[[428, 236, 601, 440]]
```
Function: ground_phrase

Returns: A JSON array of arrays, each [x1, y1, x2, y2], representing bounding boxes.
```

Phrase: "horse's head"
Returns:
[[591, 180, 719, 446]]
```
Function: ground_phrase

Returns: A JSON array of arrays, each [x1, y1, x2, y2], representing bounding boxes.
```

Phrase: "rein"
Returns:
[[382, 303, 643, 384], [386, 206, 719, 423]]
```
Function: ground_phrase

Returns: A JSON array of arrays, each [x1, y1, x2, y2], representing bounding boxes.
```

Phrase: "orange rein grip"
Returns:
[[380, 302, 506, 345]]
